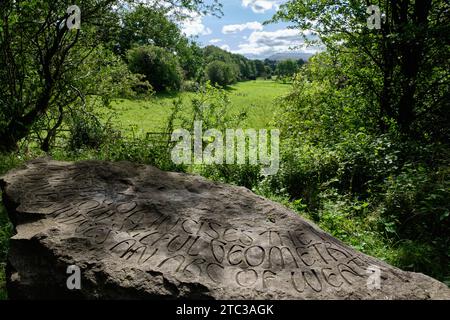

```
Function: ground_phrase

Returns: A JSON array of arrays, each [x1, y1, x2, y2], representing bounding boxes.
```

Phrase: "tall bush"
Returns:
[[205, 60, 238, 87], [128, 45, 183, 92]]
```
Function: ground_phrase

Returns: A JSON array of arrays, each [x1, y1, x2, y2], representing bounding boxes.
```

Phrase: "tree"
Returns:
[[264, 59, 277, 74], [176, 38, 204, 81], [233, 54, 257, 80], [275, 59, 299, 78], [128, 45, 183, 92], [203, 45, 233, 64], [0, 0, 221, 153], [108, 4, 205, 81], [206, 60, 238, 87], [264, 66, 273, 79], [271, 1, 450, 281], [0, 0, 117, 153], [273, 0, 450, 141], [117, 4, 183, 56], [254, 60, 267, 78], [202, 45, 258, 81]]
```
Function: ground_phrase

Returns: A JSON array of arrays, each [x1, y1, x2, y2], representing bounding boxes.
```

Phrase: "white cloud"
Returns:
[[249, 29, 300, 46], [242, 0, 282, 14], [220, 44, 231, 52], [222, 21, 263, 34], [181, 12, 212, 37], [209, 38, 222, 44], [231, 28, 321, 58], [132, 3, 214, 37]]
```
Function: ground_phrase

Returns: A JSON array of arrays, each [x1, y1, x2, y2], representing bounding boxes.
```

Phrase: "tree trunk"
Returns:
[[0, 129, 19, 153], [396, 0, 431, 135]]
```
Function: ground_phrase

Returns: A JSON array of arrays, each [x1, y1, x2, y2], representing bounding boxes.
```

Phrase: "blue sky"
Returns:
[[180, 0, 320, 59]]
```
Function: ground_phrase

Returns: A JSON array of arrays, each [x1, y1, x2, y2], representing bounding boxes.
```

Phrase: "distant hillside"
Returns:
[[267, 52, 314, 61]]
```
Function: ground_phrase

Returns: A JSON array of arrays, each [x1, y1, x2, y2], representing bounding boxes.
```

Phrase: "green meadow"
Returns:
[[107, 80, 291, 135]]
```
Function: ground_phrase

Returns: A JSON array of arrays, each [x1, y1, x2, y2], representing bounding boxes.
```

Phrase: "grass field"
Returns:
[[107, 80, 291, 135]]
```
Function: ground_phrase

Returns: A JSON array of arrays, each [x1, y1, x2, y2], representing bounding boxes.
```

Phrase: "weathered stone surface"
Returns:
[[1, 158, 449, 300]]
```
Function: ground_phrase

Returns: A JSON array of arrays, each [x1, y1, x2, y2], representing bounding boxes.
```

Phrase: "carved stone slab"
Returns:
[[1, 158, 449, 299]]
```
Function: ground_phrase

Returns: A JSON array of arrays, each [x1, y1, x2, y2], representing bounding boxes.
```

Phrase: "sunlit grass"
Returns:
[[105, 80, 291, 135]]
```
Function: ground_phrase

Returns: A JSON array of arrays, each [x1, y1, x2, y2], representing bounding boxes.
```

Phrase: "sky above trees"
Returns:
[[180, 0, 321, 59]]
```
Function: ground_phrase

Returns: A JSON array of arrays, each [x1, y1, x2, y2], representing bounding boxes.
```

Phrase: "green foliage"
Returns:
[[390, 240, 449, 283], [128, 45, 183, 92], [99, 137, 182, 173], [174, 82, 248, 133], [0, 153, 27, 300], [0, 0, 122, 152], [178, 40, 205, 81], [117, 5, 183, 55], [380, 162, 450, 278], [79, 47, 152, 101], [165, 82, 263, 188], [277, 52, 377, 144], [200, 164, 262, 190], [275, 59, 299, 79], [182, 80, 200, 93], [306, 190, 385, 253], [0, 0, 220, 152], [261, 17, 450, 282], [273, 0, 450, 141], [0, 203, 12, 300], [202, 46, 258, 81], [66, 107, 115, 152], [116, 5, 204, 81], [205, 60, 238, 87], [254, 60, 267, 78]]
